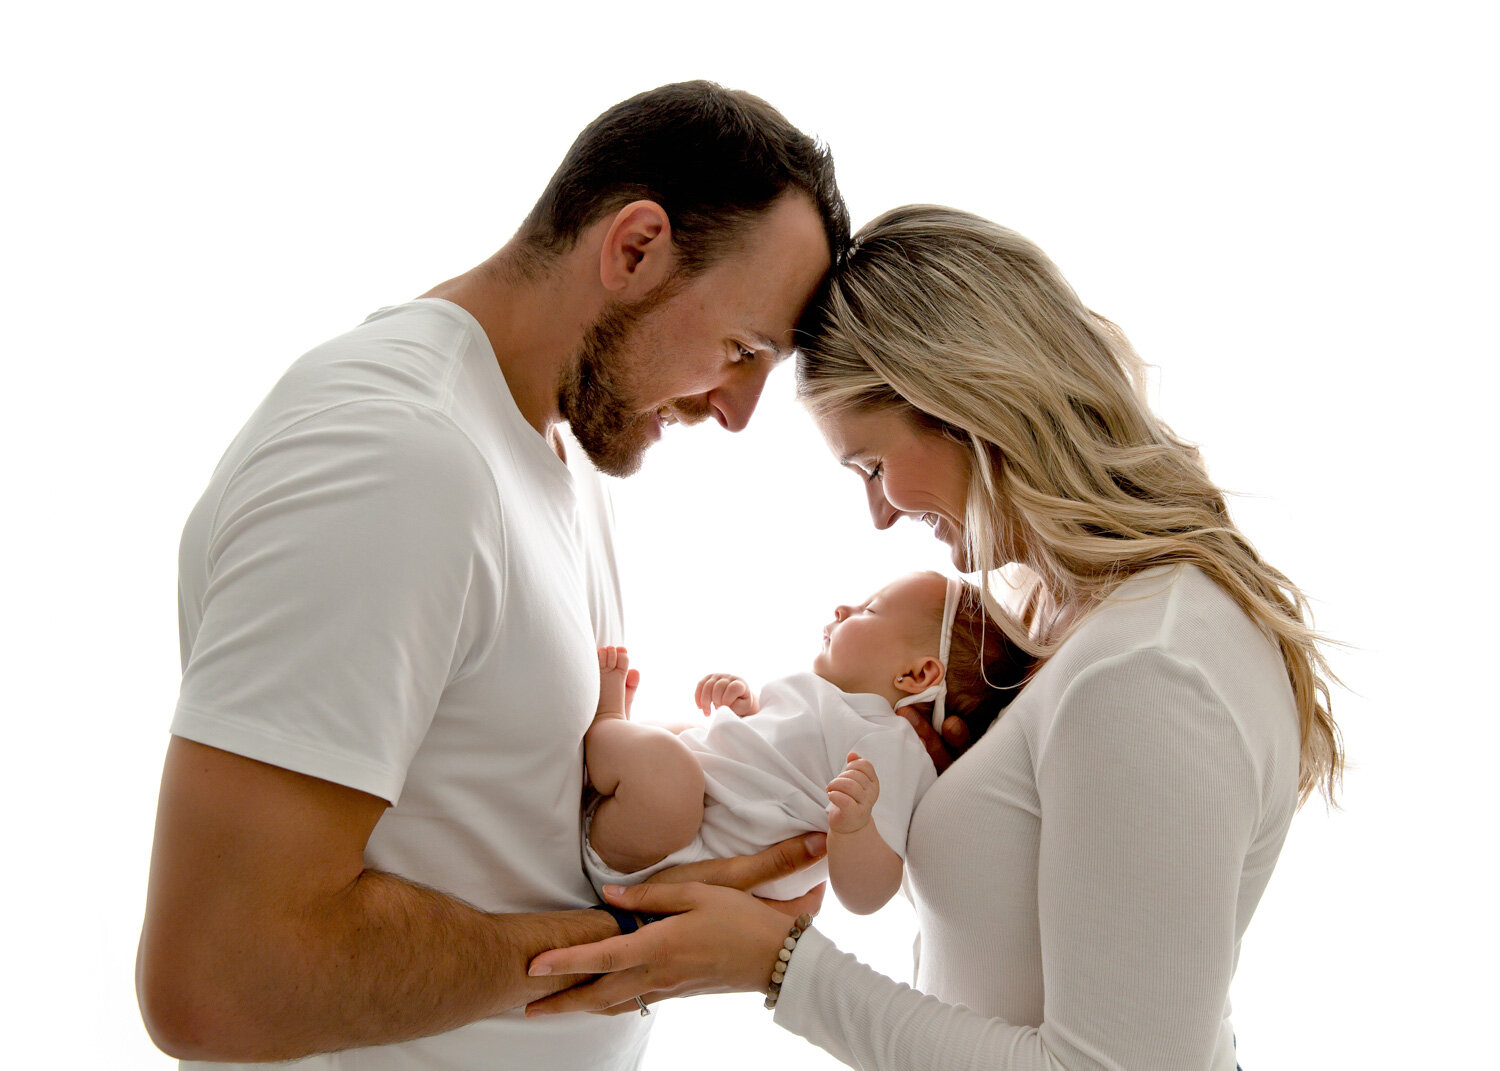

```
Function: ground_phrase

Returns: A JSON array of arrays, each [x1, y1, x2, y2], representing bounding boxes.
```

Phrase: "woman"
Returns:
[[528, 205, 1342, 1071]]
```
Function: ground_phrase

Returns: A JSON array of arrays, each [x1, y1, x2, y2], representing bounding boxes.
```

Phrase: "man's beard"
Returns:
[[559, 301, 654, 477], [560, 278, 696, 478]]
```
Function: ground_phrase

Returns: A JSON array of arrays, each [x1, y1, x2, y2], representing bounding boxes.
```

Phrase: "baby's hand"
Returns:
[[694, 673, 759, 717], [826, 752, 879, 834]]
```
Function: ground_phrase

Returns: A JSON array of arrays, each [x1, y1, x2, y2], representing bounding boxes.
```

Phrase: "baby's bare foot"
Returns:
[[596, 646, 631, 718]]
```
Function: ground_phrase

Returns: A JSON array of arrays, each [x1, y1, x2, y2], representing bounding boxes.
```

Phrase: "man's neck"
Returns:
[[419, 245, 594, 437]]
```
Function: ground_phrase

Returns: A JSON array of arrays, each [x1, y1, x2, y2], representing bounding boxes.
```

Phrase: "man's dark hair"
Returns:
[[519, 80, 848, 275]]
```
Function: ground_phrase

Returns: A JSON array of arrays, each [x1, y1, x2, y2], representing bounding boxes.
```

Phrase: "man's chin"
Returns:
[[577, 424, 653, 478]]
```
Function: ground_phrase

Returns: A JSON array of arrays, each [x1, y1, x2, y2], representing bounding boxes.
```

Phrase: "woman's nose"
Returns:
[[833, 605, 851, 622], [864, 480, 900, 530]]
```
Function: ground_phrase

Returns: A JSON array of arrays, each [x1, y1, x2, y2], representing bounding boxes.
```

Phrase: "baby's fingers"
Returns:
[[826, 772, 871, 802], [711, 678, 744, 710], [693, 675, 716, 714], [827, 788, 855, 812], [826, 790, 869, 833]]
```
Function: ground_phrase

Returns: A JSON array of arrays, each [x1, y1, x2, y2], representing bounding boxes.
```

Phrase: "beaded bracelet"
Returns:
[[763, 913, 813, 1011]]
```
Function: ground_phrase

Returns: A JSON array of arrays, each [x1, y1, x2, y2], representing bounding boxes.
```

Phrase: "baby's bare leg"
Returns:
[[586, 648, 706, 874]]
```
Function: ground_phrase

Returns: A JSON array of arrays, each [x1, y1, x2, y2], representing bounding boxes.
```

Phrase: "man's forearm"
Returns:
[[141, 867, 618, 1062]]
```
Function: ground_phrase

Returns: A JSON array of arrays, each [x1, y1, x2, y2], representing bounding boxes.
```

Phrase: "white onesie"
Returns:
[[583, 673, 938, 901]]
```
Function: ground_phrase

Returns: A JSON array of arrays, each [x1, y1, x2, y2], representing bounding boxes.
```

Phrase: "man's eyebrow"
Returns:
[[750, 331, 792, 362]]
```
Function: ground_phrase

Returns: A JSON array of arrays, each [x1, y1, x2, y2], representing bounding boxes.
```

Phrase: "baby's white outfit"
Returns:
[[583, 672, 938, 900]]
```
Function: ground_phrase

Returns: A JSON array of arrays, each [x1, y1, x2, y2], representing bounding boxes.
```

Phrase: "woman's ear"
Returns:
[[894, 656, 946, 695], [598, 200, 675, 297]]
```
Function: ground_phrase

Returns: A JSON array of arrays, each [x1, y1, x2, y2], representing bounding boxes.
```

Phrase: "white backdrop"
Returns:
[[4, 2, 1495, 1068]]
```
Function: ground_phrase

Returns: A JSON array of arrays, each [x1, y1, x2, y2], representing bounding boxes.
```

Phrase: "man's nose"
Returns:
[[708, 363, 774, 433], [864, 480, 901, 530]]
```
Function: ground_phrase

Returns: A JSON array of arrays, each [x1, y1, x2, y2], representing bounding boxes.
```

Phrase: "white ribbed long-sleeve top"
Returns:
[[776, 565, 1301, 1071]]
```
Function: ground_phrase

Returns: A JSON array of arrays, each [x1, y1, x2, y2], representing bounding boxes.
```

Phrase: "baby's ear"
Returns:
[[894, 656, 946, 695]]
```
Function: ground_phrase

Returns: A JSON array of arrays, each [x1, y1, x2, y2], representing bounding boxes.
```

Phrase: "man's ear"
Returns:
[[598, 200, 675, 297], [894, 656, 946, 696]]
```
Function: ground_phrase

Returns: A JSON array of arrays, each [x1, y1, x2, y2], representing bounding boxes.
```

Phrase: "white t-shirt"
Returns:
[[584, 673, 938, 901], [172, 299, 651, 1071], [775, 565, 1301, 1071]]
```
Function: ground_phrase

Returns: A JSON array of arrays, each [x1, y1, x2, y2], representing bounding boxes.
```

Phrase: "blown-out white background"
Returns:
[[4, 2, 1494, 1067]]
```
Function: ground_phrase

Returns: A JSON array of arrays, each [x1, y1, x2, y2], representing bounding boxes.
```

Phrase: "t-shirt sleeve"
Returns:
[[777, 648, 1258, 1071], [845, 726, 936, 860], [172, 400, 503, 804]]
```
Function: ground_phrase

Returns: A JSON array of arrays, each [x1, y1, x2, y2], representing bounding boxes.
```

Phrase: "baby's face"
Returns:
[[812, 572, 947, 702]]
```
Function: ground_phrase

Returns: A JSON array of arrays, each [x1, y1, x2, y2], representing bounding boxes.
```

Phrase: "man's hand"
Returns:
[[826, 752, 879, 834], [523, 832, 827, 1017], [694, 673, 760, 717], [895, 707, 972, 773]]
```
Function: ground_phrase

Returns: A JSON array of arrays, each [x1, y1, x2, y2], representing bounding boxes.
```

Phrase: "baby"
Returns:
[[583, 571, 1031, 914]]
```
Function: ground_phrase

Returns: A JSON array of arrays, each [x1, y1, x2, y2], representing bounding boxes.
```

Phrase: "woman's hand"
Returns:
[[643, 831, 825, 898], [524, 833, 826, 1016], [524, 882, 794, 1016]]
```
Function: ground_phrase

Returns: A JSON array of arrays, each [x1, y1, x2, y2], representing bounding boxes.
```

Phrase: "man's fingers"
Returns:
[[940, 714, 971, 752], [897, 707, 955, 773]]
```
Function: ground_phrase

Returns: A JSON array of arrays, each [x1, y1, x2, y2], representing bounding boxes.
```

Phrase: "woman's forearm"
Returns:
[[775, 929, 1048, 1071]]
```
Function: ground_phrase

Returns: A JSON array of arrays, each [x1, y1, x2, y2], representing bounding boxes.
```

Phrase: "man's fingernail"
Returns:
[[529, 964, 551, 976], [603, 884, 624, 896], [803, 833, 827, 855]]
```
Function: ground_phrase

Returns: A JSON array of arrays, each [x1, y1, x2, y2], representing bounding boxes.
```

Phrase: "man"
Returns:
[[137, 81, 845, 1069]]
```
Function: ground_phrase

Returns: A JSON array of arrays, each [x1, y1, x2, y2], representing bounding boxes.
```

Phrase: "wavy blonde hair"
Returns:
[[797, 205, 1342, 804]]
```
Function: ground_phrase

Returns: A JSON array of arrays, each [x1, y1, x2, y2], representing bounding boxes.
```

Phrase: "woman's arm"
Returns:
[[785, 650, 1258, 1070], [528, 651, 1259, 1071]]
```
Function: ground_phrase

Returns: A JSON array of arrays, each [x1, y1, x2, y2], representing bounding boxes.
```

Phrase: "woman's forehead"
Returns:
[[816, 407, 911, 459]]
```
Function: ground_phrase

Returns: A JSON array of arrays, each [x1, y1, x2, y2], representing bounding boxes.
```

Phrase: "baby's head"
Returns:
[[812, 571, 1032, 742]]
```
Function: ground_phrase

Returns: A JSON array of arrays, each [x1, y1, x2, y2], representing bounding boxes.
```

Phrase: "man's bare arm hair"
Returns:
[[136, 737, 616, 1062]]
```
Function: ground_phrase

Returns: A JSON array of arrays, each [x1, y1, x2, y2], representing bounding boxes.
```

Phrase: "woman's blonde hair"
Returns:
[[797, 205, 1342, 804]]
